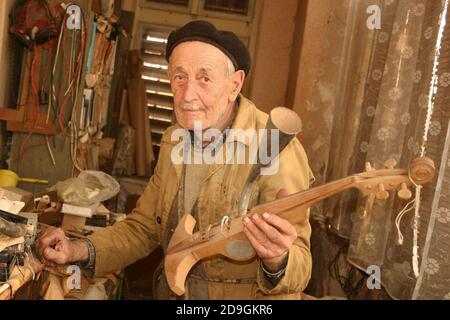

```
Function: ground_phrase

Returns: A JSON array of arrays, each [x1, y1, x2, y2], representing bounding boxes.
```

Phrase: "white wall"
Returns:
[[248, 0, 300, 113]]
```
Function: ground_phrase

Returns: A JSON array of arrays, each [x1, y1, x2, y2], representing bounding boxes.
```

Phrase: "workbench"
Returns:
[[0, 259, 121, 300]]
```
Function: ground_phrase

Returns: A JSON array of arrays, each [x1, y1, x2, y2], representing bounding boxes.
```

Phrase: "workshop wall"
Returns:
[[8, 0, 96, 192], [0, 0, 18, 109], [248, 0, 302, 113], [290, 0, 334, 116], [0, 0, 19, 153]]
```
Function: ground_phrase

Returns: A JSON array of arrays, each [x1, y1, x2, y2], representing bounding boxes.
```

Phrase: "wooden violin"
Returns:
[[165, 156, 435, 296]]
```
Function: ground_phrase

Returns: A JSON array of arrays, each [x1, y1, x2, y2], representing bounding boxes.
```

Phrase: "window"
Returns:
[[204, 0, 250, 15], [140, 0, 192, 13], [140, 26, 174, 153], [148, 0, 189, 6]]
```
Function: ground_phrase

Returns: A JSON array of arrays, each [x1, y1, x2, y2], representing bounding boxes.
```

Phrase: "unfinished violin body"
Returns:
[[164, 157, 436, 296]]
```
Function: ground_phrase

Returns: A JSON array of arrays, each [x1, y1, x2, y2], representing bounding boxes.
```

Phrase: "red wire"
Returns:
[[57, 16, 70, 137], [18, 44, 71, 160], [19, 137, 52, 158], [18, 5, 87, 160], [57, 13, 86, 138], [18, 49, 41, 161], [58, 25, 74, 137], [24, 1, 31, 30], [17, 1, 48, 161]]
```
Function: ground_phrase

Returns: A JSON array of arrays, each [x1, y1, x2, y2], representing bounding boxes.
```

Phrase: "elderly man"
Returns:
[[37, 20, 314, 299]]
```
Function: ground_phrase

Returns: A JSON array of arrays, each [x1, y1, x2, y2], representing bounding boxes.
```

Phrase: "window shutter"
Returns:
[[141, 26, 174, 152]]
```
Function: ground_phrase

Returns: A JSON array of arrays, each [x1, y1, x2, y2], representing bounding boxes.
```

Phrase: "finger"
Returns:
[[37, 235, 59, 259], [262, 213, 297, 239], [37, 227, 55, 245], [244, 223, 287, 259], [249, 215, 292, 255], [243, 216, 268, 244], [37, 229, 65, 260], [43, 246, 68, 265], [38, 228, 65, 249], [243, 224, 269, 258], [251, 213, 283, 243], [39, 225, 62, 240], [38, 226, 54, 238]]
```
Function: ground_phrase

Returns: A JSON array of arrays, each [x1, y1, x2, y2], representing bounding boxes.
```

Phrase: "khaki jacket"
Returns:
[[88, 95, 314, 299]]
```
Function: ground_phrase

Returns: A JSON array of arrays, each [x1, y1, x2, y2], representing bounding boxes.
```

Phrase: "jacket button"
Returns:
[[156, 216, 162, 224]]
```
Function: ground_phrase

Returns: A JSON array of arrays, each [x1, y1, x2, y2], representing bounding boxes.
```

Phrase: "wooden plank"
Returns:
[[7, 117, 57, 135], [6, 45, 57, 135], [0, 108, 24, 122]]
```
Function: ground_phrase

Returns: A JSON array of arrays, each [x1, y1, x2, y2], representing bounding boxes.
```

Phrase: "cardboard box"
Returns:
[[62, 214, 86, 231], [61, 204, 93, 231], [0, 187, 33, 210]]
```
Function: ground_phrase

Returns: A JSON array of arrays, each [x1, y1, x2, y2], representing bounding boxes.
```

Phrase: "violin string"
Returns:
[[192, 177, 355, 241]]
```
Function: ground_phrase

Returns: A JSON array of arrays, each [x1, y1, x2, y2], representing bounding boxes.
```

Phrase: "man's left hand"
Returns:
[[243, 189, 297, 272]]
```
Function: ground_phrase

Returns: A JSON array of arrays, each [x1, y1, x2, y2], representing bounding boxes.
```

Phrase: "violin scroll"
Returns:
[[409, 157, 435, 185]]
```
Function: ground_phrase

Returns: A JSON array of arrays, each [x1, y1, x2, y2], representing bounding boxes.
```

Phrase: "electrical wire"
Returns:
[[17, 49, 41, 161], [328, 244, 366, 299], [68, 6, 87, 173], [15, 2, 88, 172], [56, 10, 86, 139], [44, 3, 87, 171], [15, 1, 58, 161]]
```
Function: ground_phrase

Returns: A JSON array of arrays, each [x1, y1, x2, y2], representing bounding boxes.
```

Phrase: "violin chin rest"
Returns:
[[222, 239, 256, 261]]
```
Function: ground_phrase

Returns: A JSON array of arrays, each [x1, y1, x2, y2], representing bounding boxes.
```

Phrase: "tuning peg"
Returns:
[[397, 182, 412, 200], [365, 162, 374, 172], [376, 184, 390, 200], [384, 159, 397, 170]]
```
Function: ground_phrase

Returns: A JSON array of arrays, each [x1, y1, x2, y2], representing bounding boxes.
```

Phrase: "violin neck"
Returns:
[[169, 176, 363, 255], [248, 176, 357, 223]]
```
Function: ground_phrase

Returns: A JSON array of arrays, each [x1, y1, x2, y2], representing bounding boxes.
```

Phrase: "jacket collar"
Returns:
[[162, 94, 256, 147], [226, 94, 257, 147]]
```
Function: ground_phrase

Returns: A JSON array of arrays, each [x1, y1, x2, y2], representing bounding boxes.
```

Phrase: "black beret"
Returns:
[[166, 20, 251, 75]]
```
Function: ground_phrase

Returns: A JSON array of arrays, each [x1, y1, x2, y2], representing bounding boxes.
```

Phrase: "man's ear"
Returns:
[[229, 70, 245, 101]]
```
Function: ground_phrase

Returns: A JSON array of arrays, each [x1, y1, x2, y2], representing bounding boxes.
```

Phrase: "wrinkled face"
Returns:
[[169, 41, 242, 131]]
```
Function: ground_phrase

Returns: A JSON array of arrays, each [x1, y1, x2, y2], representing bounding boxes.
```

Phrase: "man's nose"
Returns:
[[182, 79, 198, 102]]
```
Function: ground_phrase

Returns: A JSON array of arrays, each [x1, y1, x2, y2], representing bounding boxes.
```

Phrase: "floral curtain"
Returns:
[[296, 0, 450, 299]]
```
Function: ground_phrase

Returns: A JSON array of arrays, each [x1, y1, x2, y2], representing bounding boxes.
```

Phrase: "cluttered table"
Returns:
[[0, 256, 43, 300], [0, 171, 127, 300], [0, 260, 121, 300]]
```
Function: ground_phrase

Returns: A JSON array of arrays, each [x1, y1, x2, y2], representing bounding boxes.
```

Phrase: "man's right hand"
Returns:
[[37, 227, 89, 266]]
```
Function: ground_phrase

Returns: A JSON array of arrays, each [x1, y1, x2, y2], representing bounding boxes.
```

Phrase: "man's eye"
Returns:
[[202, 77, 210, 83]]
